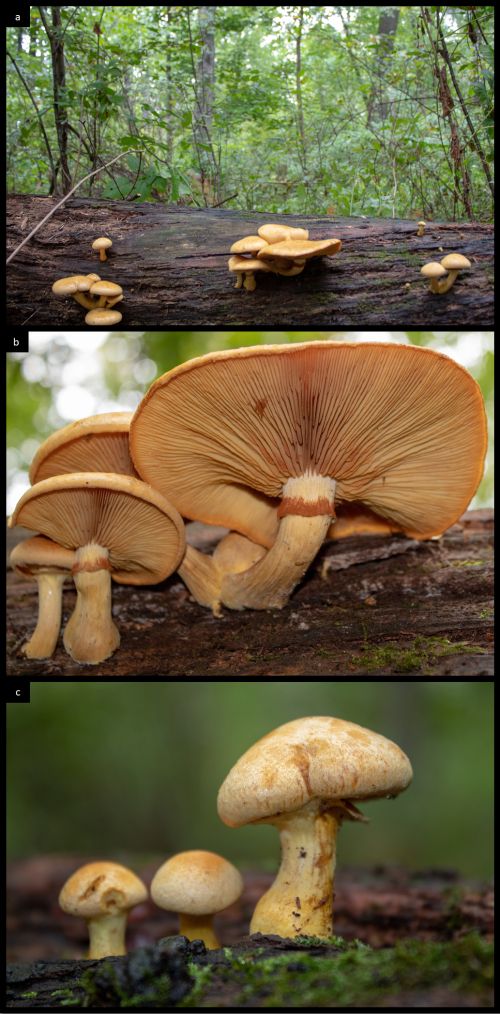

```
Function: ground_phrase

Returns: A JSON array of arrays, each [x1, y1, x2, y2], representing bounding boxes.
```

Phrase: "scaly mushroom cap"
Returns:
[[10, 535, 75, 573], [217, 716, 413, 828], [230, 236, 268, 255], [151, 851, 243, 916], [59, 861, 147, 920], [8, 472, 185, 585], [257, 224, 309, 243], [257, 238, 342, 261], [29, 413, 137, 484], [129, 341, 487, 542]]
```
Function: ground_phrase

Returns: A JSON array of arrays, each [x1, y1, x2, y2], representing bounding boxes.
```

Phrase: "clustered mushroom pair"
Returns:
[[228, 222, 342, 291], [59, 715, 413, 957], [51, 236, 124, 326], [421, 253, 471, 294], [10, 341, 487, 666]]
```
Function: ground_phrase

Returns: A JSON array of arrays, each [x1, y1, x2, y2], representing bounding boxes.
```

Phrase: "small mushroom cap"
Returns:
[[130, 341, 487, 544], [230, 236, 268, 255], [89, 281, 123, 297], [420, 262, 448, 279], [257, 224, 309, 243], [257, 238, 342, 261], [228, 255, 273, 273], [92, 237, 113, 252], [59, 861, 147, 919], [417, 221, 426, 226], [85, 308, 123, 325], [10, 535, 75, 574], [151, 850, 243, 916], [29, 412, 137, 484], [440, 253, 471, 271], [8, 472, 185, 585], [52, 275, 95, 296], [217, 716, 413, 828]]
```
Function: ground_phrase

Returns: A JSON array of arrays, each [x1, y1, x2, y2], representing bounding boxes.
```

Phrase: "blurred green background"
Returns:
[[7, 681, 493, 879], [7, 331, 494, 514]]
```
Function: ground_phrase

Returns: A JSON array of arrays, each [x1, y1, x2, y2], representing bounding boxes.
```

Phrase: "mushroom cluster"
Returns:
[[57, 714, 413, 957], [9, 341, 487, 660], [52, 236, 124, 325], [421, 252, 471, 294], [228, 222, 342, 291]]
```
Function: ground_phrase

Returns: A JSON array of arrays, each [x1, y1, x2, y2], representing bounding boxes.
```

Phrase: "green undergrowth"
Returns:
[[351, 635, 486, 673], [181, 933, 493, 1008]]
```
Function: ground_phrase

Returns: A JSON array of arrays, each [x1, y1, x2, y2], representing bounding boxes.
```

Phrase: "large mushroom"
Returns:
[[8, 473, 185, 664], [129, 341, 487, 610], [59, 861, 147, 958], [217, 716, 412, 939], [29, 413, 137, 484], [9, 536, 75, 659]]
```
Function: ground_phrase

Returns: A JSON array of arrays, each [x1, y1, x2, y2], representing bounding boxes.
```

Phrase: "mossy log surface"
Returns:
[[6, 509, 493, 677], [6, 196, 494, 327], [6, 860, 494, 1008]]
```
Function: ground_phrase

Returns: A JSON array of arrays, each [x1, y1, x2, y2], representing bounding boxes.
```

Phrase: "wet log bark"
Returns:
[[6, 858, 494, 1008], [6, 196, 494, 327], [6, 510, 493, 678]]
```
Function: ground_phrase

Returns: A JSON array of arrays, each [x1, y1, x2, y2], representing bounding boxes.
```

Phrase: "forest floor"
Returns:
[[7, 858, 494, 1008], [7, 510, 493, 677]]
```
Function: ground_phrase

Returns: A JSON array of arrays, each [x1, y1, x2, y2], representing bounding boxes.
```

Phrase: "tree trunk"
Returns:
[[7, 510, 493, 677], [191, 6, 217, 204], [6, 195, 494, 327], [38, 7, 71, 194], [366, 7, 400, 126]]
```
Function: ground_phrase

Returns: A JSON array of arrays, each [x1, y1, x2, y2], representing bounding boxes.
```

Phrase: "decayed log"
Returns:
[[6, 196, 494, 327], [6, 510, 493, 677], [6, 859, 494, 1008]]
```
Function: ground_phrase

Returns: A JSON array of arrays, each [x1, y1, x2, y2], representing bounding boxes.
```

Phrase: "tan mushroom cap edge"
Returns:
[[8, 472, 185, 585], [217, 716, 413, 828], [10, 535, 76, 573], [29, 412, 136, 484]]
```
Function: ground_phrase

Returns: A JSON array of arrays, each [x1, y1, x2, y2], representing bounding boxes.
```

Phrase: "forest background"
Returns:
[[6, 5, 494, 222]]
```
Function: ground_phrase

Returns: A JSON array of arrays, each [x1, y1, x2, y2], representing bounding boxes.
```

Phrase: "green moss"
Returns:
[[452, 559, 486, 567], [351, 635, 486, 673], [178, 964, 213, 1008], [184, 934, 492, 1008], [78, 957, 173, 1009], [20, 992, 38, 1000]]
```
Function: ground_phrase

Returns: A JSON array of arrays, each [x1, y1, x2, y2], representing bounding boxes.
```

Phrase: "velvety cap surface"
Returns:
[[151, 850, 243, 915], [217, 716, 413, 827]]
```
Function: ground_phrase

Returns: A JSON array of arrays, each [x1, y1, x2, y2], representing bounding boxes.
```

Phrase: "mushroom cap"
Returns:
[[257, 224, 309, 243], [230, 236, 268, 255], [417, 221, 426, 226], [151, 850, 243, 916], [228, 255, 273, 273], [29, 412, 137, 484], [52, 275, 95, 296], [92, 237, 113, 251], [129, 341, 487, 542], [89, 281, 123, 297], [257, 238, 342, 261], [328, 503, 402, 540], [59, 861, 147, 919], [10, 535, 75, 574], [421, 262, 447, 279], [85, 309, 122, 325], [217, 716, 413, 828], [440, 253, 471, 271], [8, 472, 185, 585]]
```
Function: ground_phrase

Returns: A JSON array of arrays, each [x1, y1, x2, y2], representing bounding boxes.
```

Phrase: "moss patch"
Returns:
[[181, 934, 493, 1009], [351, 635, 486, 673]]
